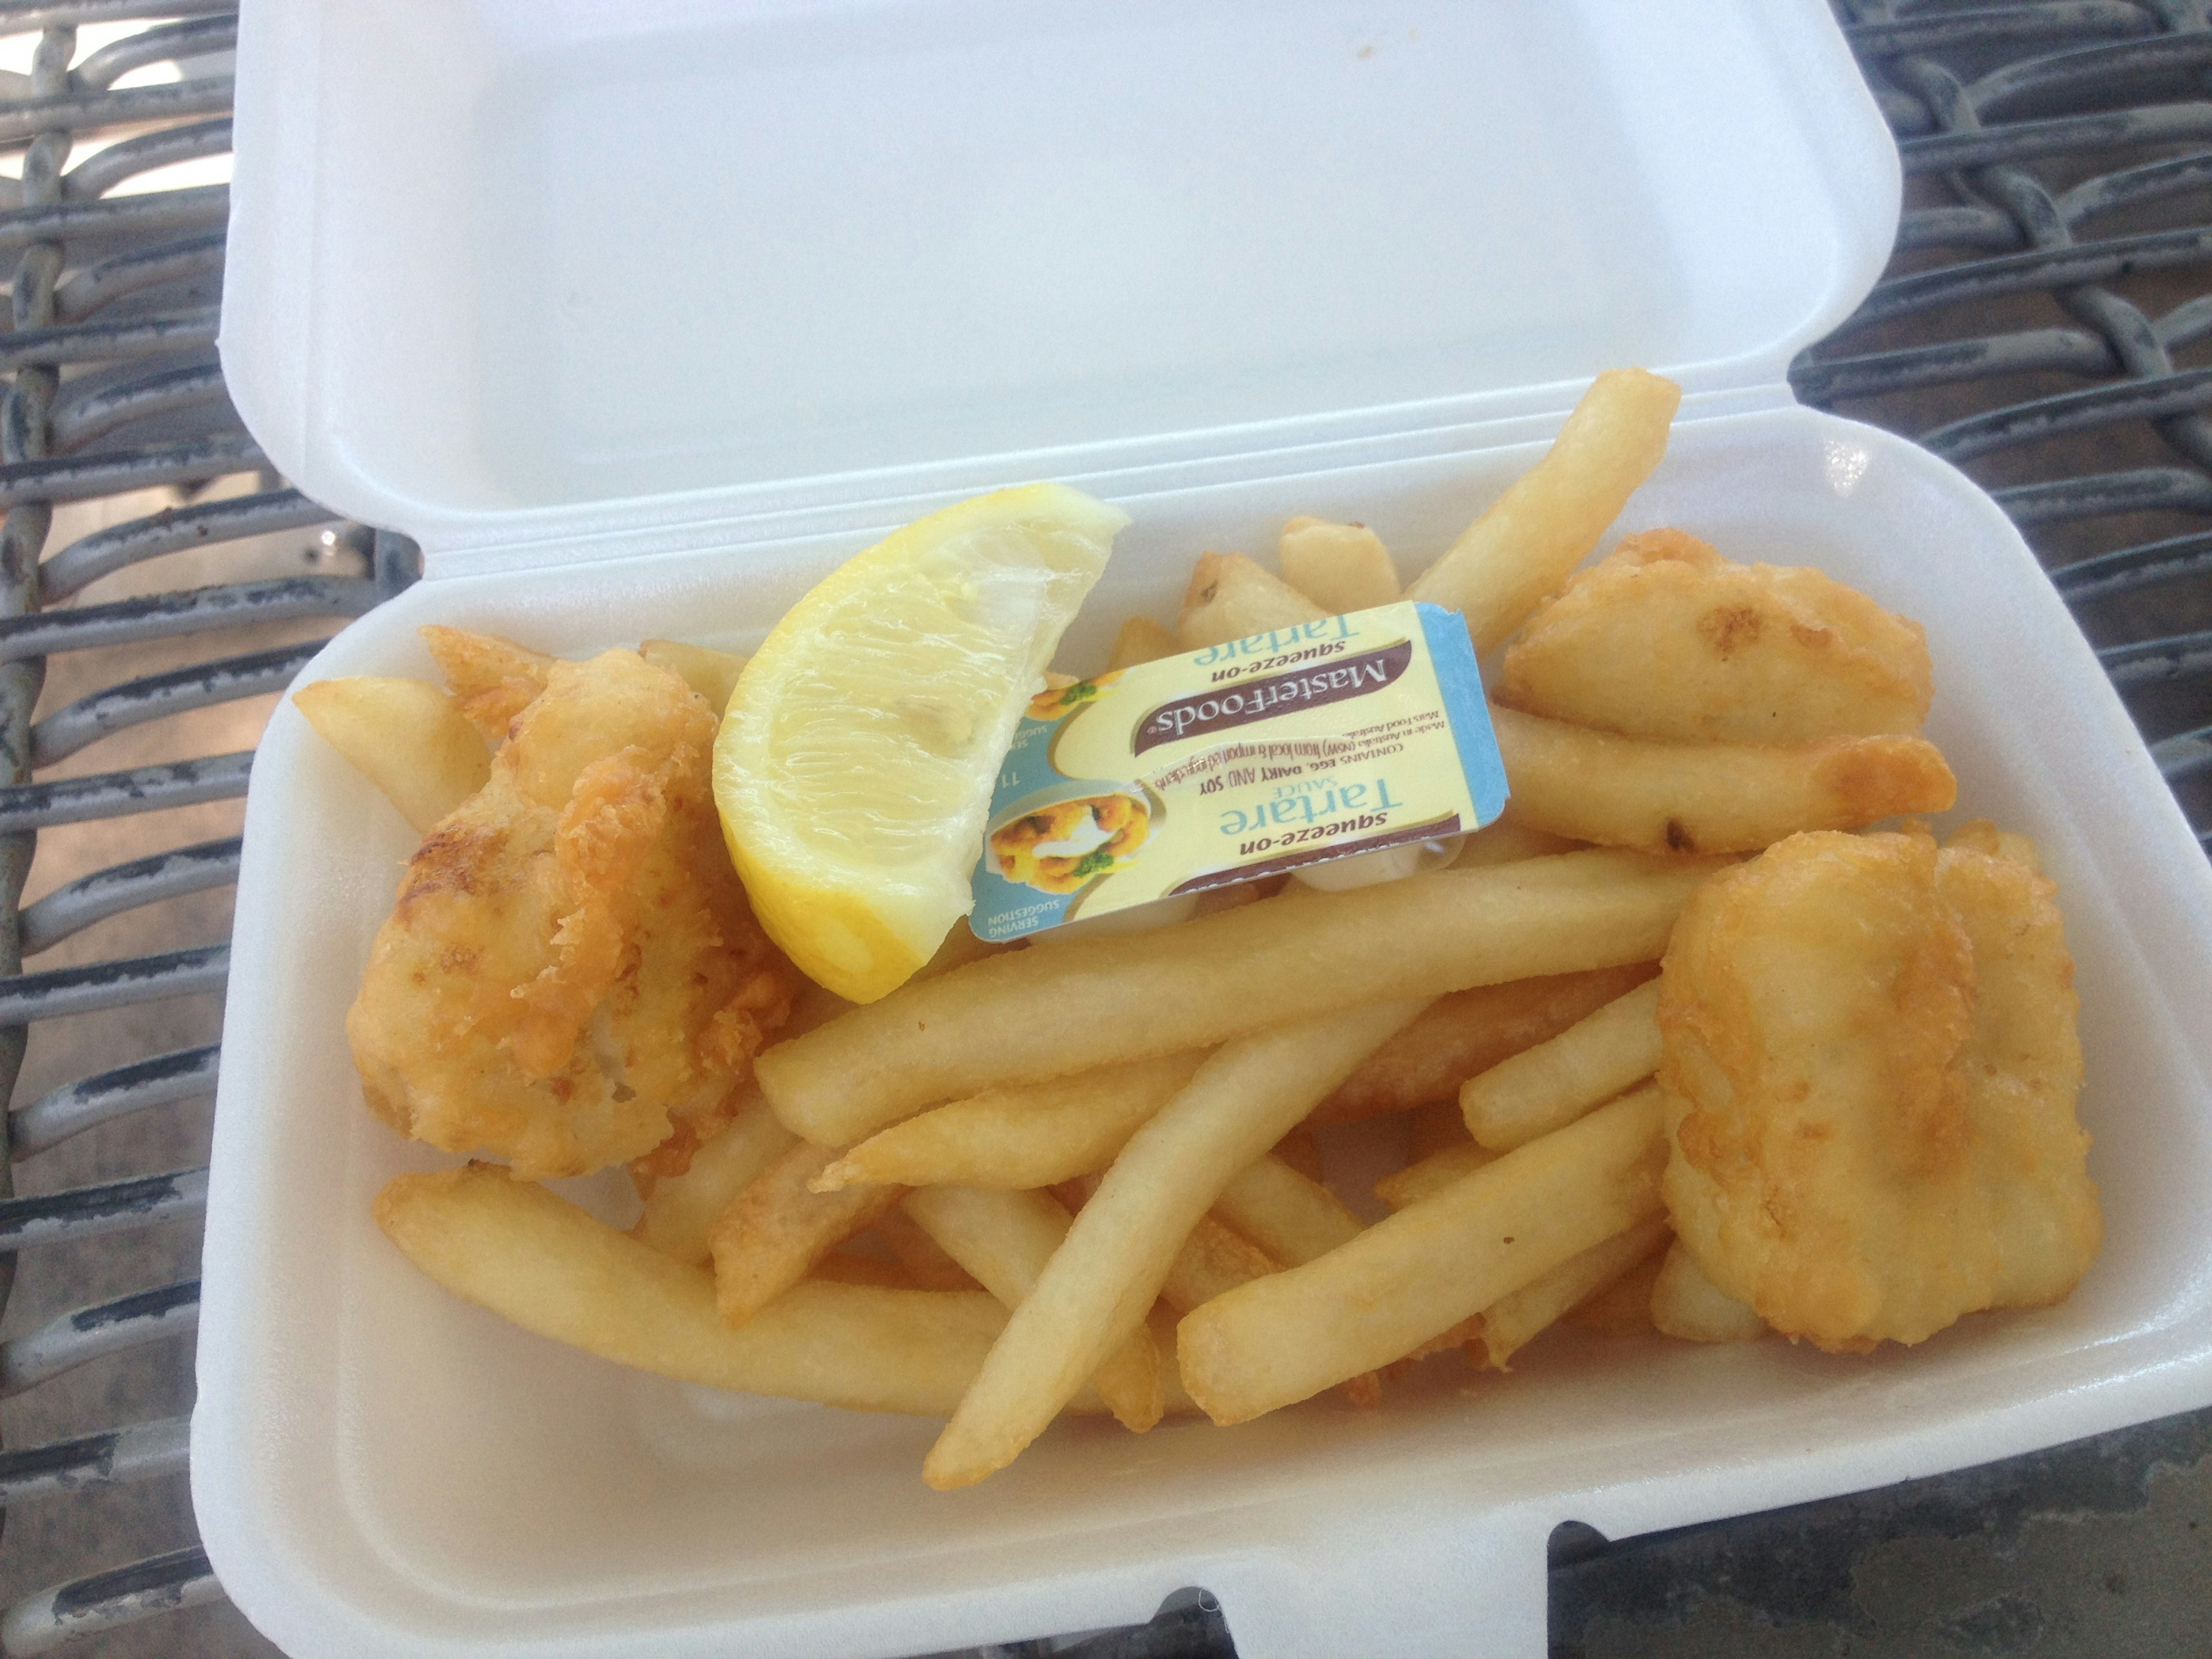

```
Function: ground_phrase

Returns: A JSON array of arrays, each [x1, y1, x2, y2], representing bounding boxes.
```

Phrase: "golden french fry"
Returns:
[[419, 624, 557, 741], [1176, 551, 1328, 648], [640, 639, 748, 710], [1209, 1153, 1391, 1403], [1474, 1216, 1672, 1368], [1059, 1167, 1284, 1317], [759, 849, 1724, 1147], [293, 677, 490, 833], [1373, 1140, 1497, 1211], [1107, 615, 1181, 670], [1407, 369, 1681, 654], [1489, 704, 1957, 855], [873, 1205, 982, 1291], [1177, 1085, 1667, 1425], [1160, 1211, 1282, 1312], [811, 1053, 1205, 1192], [1277, 517, 1401, 613], [1461, 979, 1664, 1151], [902, 1185, 1163, 1432], [1452, 819, 1585, 868], [632, 1087, 798, 1264], [923, 998, 1429, 1488], [710, 1141, 905, 1326], [1650, 1240, 1768, 1343], [1214, 1154, 1362, 1266], [1494, 529, 1933, 743], [1311, 964, 1654, 1123], [374, 1164, 1115, 1417], [1406, 1101, 1472, 1162]]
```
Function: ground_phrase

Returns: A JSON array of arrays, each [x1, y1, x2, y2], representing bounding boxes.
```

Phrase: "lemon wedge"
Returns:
[[714, 484, 1127, 1002]]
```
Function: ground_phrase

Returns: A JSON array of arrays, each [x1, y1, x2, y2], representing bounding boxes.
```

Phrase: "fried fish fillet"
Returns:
[[1497, 529, 1933, 743], [347, 646, 793, 1179], [1658, 827, 2096, 1351]]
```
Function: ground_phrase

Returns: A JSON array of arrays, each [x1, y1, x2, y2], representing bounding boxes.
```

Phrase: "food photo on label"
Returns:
[[291, 368, 2100, 1490]]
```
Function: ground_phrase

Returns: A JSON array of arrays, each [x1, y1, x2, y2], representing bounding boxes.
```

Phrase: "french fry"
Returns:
[[374, 1165, 1115, 1417], [293, 677, 490, 832], [758, 849, 1725, 1147], [633, 1087, 798, 1264], [1311, 964, 1654, 1123], [1407, 1100, 1471, 1162], [1177, 551, 1328, 648], [810, 1052, 1205, 1192], [640, 639, 748, 710], [1060, 1173, 1288, 1315], [1650, 1240, 1768, 1343], [1461, 979, 1664, 1151], [419, 624, 556, 741], [1373, 1141, 1497, 1211], [1214, 1154, 1363, 1266], [1160, 1211, 1282, 1312], [1177, 1085, 1668, 1425], [903, 1185, 1164, 1432], [1489, 704, 1957, 855], [1210, 1155, 1393, 1404], [711, 1141, 905, 1326], [1277, 517, 1400, 614], [1107, 615, 1181, 670], [873, 1206, 982, 1291], [1407, 369, 1681, 654], [923, 997, 1429, 1488], [1452, 819, 1584, 867], [1472, 1216, 1671, 1368]]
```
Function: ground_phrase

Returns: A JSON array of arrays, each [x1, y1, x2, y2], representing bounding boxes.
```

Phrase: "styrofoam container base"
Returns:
[[198, 407, 2212, 1658], [197, 3, 2212, 1656]]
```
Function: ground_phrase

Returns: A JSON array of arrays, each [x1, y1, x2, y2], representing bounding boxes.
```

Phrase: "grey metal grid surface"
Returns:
[[0, 6, 394, 1655], [0, 3, 2196, 1657]]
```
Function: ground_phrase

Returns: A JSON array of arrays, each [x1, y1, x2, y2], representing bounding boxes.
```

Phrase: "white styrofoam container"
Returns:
[[193, 3, 2212, 1657]]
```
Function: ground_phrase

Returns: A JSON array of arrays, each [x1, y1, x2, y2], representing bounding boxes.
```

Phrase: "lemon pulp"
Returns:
[[714, 484, 1126, 1002]]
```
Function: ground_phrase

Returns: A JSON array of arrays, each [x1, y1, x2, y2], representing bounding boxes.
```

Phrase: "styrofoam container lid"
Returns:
[[218, 0, 1896, 571], [195, 3, 2212, 1658]]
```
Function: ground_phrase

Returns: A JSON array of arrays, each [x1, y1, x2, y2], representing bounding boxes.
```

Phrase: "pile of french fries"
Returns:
[[336, 368, 1982, 1490]]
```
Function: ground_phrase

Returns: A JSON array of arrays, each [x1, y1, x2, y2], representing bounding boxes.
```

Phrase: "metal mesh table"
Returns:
[[0, 4, 2202, 1656]]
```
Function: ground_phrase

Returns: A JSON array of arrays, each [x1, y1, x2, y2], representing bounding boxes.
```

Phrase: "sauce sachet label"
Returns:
[[969, 601, 1508, 941]]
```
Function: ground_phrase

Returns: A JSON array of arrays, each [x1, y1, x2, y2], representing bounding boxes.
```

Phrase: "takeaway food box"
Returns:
[[195, 3, 2212, 1656]]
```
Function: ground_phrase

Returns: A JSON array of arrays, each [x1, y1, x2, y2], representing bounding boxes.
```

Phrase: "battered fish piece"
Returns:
[[1658, 828, 2095, 1351], [348, 647, 793, 1180], [1497, 529, 1933, 743]]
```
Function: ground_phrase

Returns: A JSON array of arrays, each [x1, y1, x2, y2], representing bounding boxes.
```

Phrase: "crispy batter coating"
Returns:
[[347, 647, 793, 1179], [1498, 529, 1933, 743], [1658, 828, 2096, 1351], [420, 624, 556, 744]]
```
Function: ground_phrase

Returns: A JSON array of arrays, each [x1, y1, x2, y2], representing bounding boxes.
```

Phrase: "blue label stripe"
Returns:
[[1416, 602, 1510, 827]]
